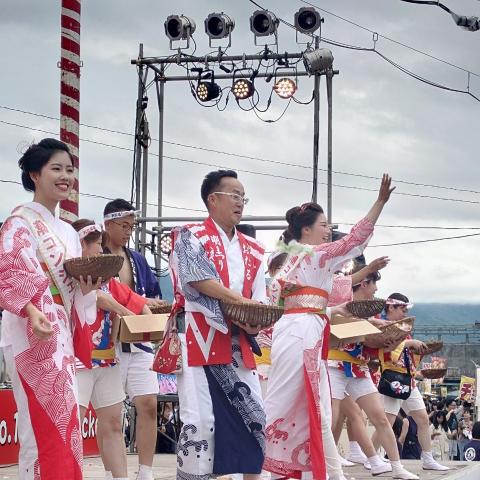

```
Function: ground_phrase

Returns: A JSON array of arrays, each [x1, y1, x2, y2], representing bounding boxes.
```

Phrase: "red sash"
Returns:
[[183, 217, 264, 368]]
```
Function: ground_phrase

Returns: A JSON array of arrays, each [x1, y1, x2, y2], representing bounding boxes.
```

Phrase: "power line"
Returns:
[[1, 106, 480, 196], [2, 179, 480, 234], [298, 0, 480, 78], [369, 231, 480, 247], [255, 0, 480, 103], [2, 118, 479, 205], [0, 179, 205, 212]]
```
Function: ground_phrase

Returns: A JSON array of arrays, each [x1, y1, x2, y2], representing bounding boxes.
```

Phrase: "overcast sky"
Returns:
[[1, 0, 479, 303]]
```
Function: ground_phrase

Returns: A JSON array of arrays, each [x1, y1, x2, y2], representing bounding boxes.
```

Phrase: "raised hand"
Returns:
[[377, 174, 396, 204], [368, 256, 390, 272]]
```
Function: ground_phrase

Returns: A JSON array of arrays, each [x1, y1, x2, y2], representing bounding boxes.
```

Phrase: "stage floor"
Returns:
[[1, 455, 479, 479]]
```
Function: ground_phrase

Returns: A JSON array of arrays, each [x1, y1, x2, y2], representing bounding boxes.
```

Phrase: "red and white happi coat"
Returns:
[[0, 202, 96, 480], [264, 217, 374, 479], [327, 275, 379, 378], [170, 217, 266, 367]]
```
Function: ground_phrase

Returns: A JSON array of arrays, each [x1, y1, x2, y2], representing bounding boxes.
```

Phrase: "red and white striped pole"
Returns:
[[59, 0, 81, 222]]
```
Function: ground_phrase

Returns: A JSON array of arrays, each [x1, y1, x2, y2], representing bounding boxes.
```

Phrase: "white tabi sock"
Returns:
[[136, 464, 154, 480], [349, 441, 363, 455], [367, 455, 387, 467], [105, 472, 113, 480]]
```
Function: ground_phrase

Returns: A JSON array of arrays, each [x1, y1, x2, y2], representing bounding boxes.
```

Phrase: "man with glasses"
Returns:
[[167, 170, 267, 480], [103, 198, 164, 480]]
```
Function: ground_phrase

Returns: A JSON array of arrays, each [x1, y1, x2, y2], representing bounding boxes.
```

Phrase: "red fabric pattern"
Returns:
[[16, 322, 82, 478], [0, 219, 49, 316], [184, 218, 264, 367], [315, 217, 374, 267]]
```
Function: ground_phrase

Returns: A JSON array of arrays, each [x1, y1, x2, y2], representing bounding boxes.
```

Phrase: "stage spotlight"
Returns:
[[232, 78, 254, 100], [294, 7, 322, 34], [197, 80, 220, 102], [164, 15, 196, 48], [303, 48, 333, 75], [205, 13, 235, 46], [273, 78, 297, 99], [250, 10, 279, 44]]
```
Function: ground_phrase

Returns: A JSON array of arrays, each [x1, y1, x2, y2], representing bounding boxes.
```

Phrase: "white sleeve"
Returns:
[[251, 259, 267, 303]]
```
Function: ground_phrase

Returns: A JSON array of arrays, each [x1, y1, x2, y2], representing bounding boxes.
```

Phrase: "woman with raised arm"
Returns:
[[263, 175, 418, 480], [0, 139, 98, 480]]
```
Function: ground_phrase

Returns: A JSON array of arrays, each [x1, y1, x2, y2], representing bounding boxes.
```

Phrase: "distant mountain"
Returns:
[[410, 303, 480, 326], [159, 279, 480, 328]]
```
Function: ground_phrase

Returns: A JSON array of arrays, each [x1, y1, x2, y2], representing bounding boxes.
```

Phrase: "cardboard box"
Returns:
[[119, 313, 169, 343], [329, 315, 381, 347]]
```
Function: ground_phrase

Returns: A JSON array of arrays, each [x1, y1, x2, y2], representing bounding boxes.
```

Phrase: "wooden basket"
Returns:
[[149, 304, 173, 315], [64, 254, 124, 283], [423, 341, 444, 355], [345, 298, 386, 318], [363, 317, 415, 349], [420, 368, 447, 379], [220, 301, 284, 329]]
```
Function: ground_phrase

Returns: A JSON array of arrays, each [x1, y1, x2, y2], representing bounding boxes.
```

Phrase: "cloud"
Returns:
[[0, 0, 479, 302]]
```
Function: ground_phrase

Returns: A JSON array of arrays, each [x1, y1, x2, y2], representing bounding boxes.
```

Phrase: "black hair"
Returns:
[[385, 292, 409, 313], [284, 202, 324, 242], [18, 138, 73, 192], [433, 410, 448, 432], [388, 292, 409, 303], [446, 397, 457, 407], [236, 224, 256, 238], [352, 261, 382, 292], [280, 229, 293, 244], [331, 230, 346, 242], [103, 198, 135, 217], [472, 421, 480, 440], [200, 170, 238, 206]]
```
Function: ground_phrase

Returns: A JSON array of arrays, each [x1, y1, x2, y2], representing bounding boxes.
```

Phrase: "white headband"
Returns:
[[386, 298, 414, 309], [78, 223, 103, 240], [103, 210, 139, 222]]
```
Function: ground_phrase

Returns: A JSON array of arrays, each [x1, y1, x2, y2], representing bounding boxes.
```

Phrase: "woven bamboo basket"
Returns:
[[423, 341, 444, 355], [149, 304, 173, 315], [363, 317, 415, 349], [420, 368, 447, 379], [220, 301, 284, 329], [64, 254, 124, 283], [345, 298, 386, 318]]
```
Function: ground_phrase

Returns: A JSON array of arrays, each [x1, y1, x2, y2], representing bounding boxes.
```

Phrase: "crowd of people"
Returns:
[[0, 137, 477, 480]]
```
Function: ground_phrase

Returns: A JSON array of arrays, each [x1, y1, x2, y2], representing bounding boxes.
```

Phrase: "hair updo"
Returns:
[[283, 202, 324, 243], [18, 138, 73, 192]]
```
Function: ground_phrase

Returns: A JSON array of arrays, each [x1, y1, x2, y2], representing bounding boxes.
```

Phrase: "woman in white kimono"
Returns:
[[0, 139, 98, 480], [263, 175, 415, 480]]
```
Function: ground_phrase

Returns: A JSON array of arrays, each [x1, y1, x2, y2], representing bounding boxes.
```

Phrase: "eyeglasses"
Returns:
[[112, 221, 136, 233], [212, 191, 249, 205]]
